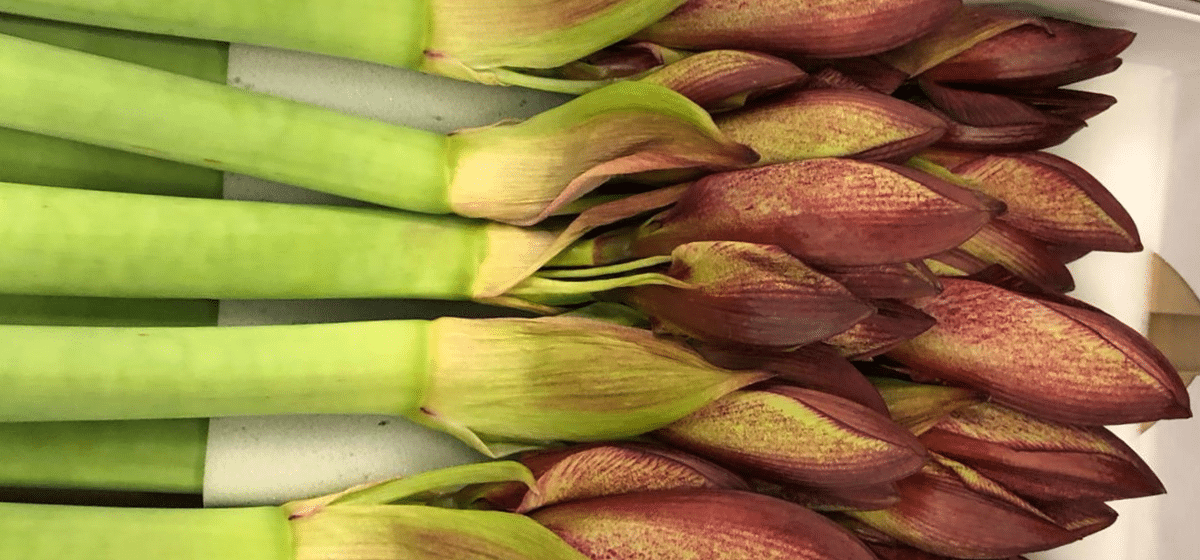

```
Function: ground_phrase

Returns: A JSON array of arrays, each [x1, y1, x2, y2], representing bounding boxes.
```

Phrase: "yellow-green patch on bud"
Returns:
[[872, 378, 983, 436], [958, 221, 1075, 293], [715, 89, 947, 165], [624, 241, 874, 347], [656, 385, 928, 487], [421, 0, 686, 81], [446, 81, 757, 226], [878, 5, 1043, 76], [415, 316, 767, 455]]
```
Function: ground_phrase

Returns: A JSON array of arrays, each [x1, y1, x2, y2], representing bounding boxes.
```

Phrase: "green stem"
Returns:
[[0, 32, 451, 212], [0, 182, 490, 299], [0, 502, 292, 560], [0, 321, 428, 422], [0, 420, 206, 494]]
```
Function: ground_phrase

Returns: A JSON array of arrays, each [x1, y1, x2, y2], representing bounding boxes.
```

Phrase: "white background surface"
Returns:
[[202, 3, 1200, 559]]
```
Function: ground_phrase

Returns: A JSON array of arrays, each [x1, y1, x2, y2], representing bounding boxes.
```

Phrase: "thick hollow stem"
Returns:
[[0, 419, 207, 494], [0, 0, 428, 69], [0, 502, 293, 560], [0, 182, 493, 299], [0, 321, 429, 422], [0, 33, 450, 212]]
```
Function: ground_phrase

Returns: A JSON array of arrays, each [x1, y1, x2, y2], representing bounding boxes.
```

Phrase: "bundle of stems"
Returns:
[[0, 15, 225, 497]]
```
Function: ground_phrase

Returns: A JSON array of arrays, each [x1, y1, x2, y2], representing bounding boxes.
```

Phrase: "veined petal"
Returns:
[[818, 261, 943, 301], [825, 300, 938, 359], [958, 221, 1075, 293], [642, 50, 808, 111]]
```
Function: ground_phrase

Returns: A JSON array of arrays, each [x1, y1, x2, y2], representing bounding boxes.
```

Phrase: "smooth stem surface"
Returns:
[[0, 33, 451, 212], [0, 13, 225, 198], [0, 321, 428, 422], [0, 502, 292, 560], [0, 0, 428, 68], [0, 419, 206, 493], [0, 182, 489, 299]]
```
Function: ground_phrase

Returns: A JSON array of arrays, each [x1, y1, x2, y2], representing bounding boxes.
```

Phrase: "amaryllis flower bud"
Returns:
[[630, 159, 1005, 267], [887, 278, 1192, 425], [807, 57, 909, 94], [622, 241, 874, 347], [825, 300, 938, 359], [877, 5, 1046, 77], [697, 342, 890, 413], [760, 479, 902, 511], [957, 221, 1075, 293], [951, 151, 1141, 252], [1007, 89, 1117, 121], [634, 0, 961, 59], [920, 16, 1136, 89], [531, 489, 880, 560], [641, 50, 808, 111], [481, 442, 749, 512], [843, 457, 1116, 558], [819, 261, 943, 300], [920, 402, 1165, 501], [655, 384, 928, 487], [915, 81, 1087, 151], [714, 89, 947, 164]]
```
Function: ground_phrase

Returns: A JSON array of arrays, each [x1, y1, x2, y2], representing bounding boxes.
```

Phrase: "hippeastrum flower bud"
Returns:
[[1007, 89, 1118, 121], [868, 542, 1029, 560], [531, 489, 880, 560], [877, 5, 1045, 77], [887, 278, 1192, 425], [698, 342, 890, 413], [634, 0, 961, 59], [421, 316, 768, 453], [807, 57, 910, 94], [641, 50, 808, 112], [714, 88, 947, 165], [621, 241, 874, 347], [871, 377, 984, 435], [554, 42, 688, 81], [914, 82, 1087, 151], [818, 261, 943, 301], [656, 384, 928, 487], [825, 300, 938, 360], [480, 442, 749, 512], [951, 151, 1141, 252], [920, 402, 1165, 501], [448, 81, 758, 226], [957, 221, 1075, 293], [842, 457, 1115, 558], [919, 16, 1136, 89], [629, 159, 1005, 267], [760, 479, 902, 511]]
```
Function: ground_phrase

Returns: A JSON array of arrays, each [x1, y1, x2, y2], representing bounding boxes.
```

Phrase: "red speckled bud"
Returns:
[[887, 278, 1191, 425], [532, 489, 880, 560]]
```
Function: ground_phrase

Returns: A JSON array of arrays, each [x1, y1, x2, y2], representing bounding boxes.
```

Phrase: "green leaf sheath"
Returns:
[[0, 182, 489, 299], [0, 32, 452, 212], [0, 321, 429, 422], [0, 0, 428, 68], [0, 420, 206, 493], [0, 14, 225, 198], [0, 502, 293, 560]]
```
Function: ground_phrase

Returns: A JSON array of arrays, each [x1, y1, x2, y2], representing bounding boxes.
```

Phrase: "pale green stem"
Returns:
[[0, 420, 206, 494], [0, 182, 488, 299], [0, 33, 450, 212], [0, 321, 428, 422], [0, 502, 293, 560], [0, 0, 427, 69]]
